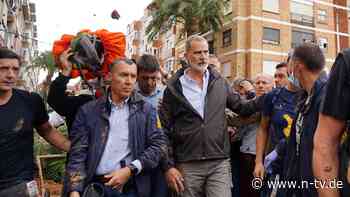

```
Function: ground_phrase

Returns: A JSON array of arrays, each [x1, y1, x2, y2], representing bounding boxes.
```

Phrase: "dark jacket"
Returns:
[[66, 91, 167, 197], [159, 66, 262, 169], [47, 73, 93, 132]]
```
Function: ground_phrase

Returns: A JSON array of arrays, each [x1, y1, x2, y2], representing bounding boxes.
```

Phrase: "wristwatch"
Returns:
[[127, 163, 138, 176]]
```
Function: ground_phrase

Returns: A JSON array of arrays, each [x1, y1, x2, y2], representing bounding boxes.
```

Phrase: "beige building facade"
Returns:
[[211, 0, 349, 79], [128, 0, 350, 79]]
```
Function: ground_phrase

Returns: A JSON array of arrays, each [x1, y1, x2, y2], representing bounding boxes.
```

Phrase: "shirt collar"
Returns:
[[183, 68, 209, 83], [108, 95, 130, 109]]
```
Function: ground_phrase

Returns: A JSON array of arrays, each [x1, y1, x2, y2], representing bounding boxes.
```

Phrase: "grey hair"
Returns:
[[109, 58, 135, 71], [185, 35, 208, 52], [253, 73, 274, 83]]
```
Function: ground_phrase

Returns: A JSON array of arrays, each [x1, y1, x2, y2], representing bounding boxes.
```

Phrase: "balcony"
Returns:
[[21, 33, 30, 48], [152, 39, 162, 48], [7, 11, 16, 23], [291, 40, 315, 48], [22, 4, 30, 21], [30, 14, 36, 22], [291, 13, 314, 27], [132, 39, 140, 47], [134, 21, 143, 31], [131, 54, 140, 61], [29, 3, 36, 13]]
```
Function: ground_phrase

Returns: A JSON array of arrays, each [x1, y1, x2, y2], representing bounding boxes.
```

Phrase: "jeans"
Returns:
[[89, 182, 138, 197]]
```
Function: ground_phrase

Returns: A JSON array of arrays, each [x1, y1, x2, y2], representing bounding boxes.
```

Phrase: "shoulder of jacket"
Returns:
[[79, 98, 100, 112]]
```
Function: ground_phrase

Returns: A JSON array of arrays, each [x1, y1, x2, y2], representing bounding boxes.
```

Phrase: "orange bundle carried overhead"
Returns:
[[52, 29, 126, 80]]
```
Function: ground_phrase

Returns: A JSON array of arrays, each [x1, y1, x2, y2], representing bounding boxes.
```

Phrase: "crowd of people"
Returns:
[[0, 34, 350, 197]]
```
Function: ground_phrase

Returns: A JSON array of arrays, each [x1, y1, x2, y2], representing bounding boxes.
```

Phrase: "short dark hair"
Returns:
[[136, 54, 160, 73], [275, 62, 288, 69], [109, 57, 135, 71], [292, 43, 325, 72], [0, 47, 21, 64]]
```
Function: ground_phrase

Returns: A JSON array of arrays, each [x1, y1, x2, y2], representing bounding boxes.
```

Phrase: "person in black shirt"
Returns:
[[277, 43, 327, 197], [0, 48, 70, 196], [313, 49, 350, 197], [48, 49, 94, 133]]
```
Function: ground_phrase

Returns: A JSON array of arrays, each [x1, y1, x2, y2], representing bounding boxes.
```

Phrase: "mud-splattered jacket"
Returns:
[[66, 91, 166, 197]]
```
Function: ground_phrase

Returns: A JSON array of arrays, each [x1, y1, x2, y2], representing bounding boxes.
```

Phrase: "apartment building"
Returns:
[[127, 0, 350, 79], [0, 0, 38, 89], [0, 0, 38, 64], [211, 0, 349, 79], [125, 4, 177, 73]]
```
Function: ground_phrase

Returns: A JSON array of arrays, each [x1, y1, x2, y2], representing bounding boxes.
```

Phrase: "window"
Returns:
[[318, 37, 328, 52], [208, 40, 215, 54], [165, 59, 174, 73], [263, 27, 280, 45], [222, 62, 232, 77], [263, 0, 279, 13], [292, 28, 315, 48], [222, 29, 232, 48], [290, 0, 314, 26], [263, 60, 279, 75], [318, 10, 327, 23], [291, 0, 313, 16]]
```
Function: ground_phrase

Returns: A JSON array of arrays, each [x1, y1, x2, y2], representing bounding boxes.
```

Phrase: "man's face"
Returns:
[[209, 57, 221, 73], [137, 70, 159, 96], [110, 62, 137, 99], [0, 58, 20, 92], [274, 67, 289, 88], [185, 40, 209, 72], [255, 75, 274, 96]]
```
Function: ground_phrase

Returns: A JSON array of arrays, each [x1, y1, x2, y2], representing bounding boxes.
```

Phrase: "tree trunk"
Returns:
[[41, 71, 54, 102]]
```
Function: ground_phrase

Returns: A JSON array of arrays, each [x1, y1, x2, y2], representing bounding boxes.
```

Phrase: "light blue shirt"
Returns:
[[179, 69, 210, 118], [135, 83, 164, 109], [96, 98, 142, 175]]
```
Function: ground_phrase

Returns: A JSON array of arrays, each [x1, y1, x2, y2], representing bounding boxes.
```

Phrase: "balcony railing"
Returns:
[[291, 13, 314, 27], [291, 40, 315, 48]]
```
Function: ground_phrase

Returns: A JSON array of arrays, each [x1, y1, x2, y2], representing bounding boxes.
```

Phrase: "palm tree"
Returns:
[[146, 0, 227, 41], [26, 51, 57, 99]]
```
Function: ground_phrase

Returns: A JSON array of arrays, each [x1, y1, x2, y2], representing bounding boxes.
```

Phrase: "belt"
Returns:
[[93, 175, 110, 184], [92, 175, 135, 193]]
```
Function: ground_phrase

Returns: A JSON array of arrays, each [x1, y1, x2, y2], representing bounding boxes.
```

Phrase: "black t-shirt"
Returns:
[[0, 89, 49, 190], [321, 50, 350, 121]]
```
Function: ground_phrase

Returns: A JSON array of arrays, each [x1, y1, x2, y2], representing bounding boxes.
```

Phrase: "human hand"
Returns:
[[165, 167, 185, 194]]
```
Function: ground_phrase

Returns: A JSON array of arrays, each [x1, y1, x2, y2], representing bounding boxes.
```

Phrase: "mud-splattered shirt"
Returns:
[[0, 89, 48, 190]]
